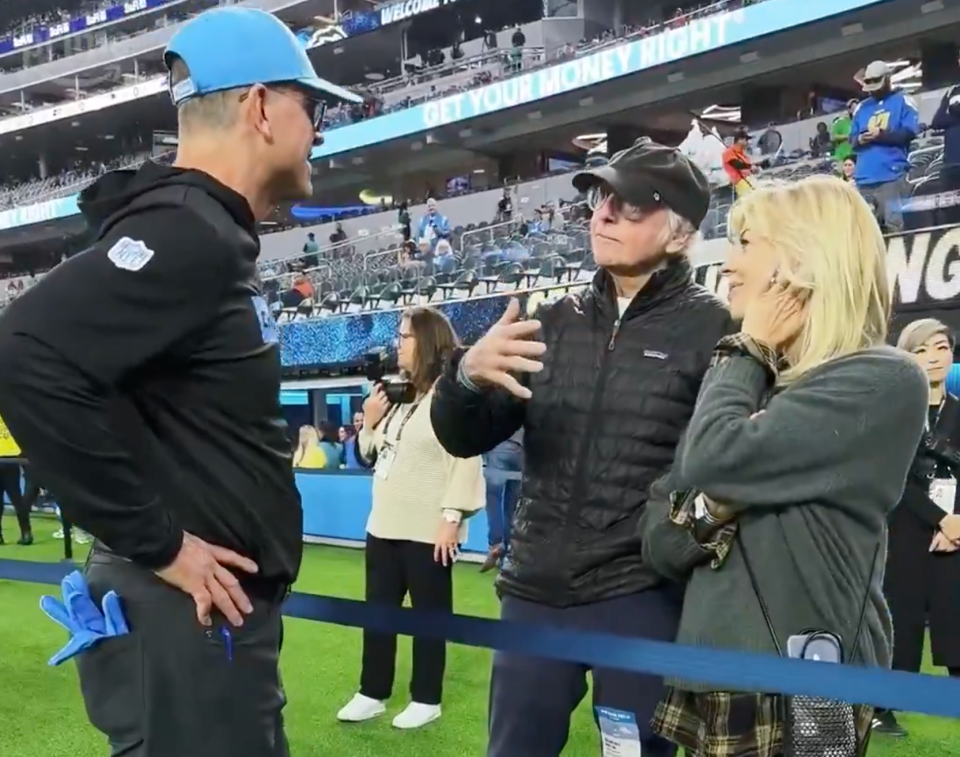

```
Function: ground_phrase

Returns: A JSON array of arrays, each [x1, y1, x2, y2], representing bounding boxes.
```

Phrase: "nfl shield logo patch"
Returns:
[[106, 237, 154, 271]]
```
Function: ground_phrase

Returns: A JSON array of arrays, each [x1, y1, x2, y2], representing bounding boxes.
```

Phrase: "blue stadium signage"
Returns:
[[379, 0, 461, 26]]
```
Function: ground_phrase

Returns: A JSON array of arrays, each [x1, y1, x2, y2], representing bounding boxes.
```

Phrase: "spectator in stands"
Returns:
[[496, 188, 513, 222], [293, 425, 329, 468], [931, 84, 960, 209], [480, 429, 523, 572], [641, 175, 927, 757], [400, 241, 425, 271], [527, 207, 545, 235], [417, 198, 451, 249], [414, 238, 435, 268], [399, 201, 412, 241], [840, 154, 857, 185], [302, 231, 319, 267], [722, 129, 759, 197], [757, 122, 782, 156], [831, 99, 858, 163], [329, 221, 347, 246], [809, 121, 832, 157], [340, 425, 363, 469], [876, 318, 960, 737], [434, 239, 456, 268], [339, 306, 483, 730], [316, 420, 343, 469], [430, 139, 734, 757], [840, 156, 857, 184], [541, 205, 558, 232], [851, 60, 919, 232], [281, 272, 314, 307]]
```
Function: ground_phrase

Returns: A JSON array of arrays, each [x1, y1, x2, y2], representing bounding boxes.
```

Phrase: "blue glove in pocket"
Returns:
[[39, 570, 130, 667]]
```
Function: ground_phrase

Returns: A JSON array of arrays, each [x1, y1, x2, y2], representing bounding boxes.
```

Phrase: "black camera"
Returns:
[[364, 348, 417, 405]]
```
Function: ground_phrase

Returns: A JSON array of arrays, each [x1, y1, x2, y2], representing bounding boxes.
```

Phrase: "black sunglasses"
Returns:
[[239, 86, 327, 129]]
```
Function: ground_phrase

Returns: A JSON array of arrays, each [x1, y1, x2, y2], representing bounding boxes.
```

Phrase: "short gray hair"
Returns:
[[169, 56, 245, 132], [660, 208, 700, 255]]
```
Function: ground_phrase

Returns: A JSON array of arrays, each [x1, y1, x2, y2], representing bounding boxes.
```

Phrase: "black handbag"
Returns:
[[738, 530, 879, 757]]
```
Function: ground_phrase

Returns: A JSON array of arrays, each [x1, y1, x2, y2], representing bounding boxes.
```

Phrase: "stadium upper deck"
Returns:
[[0, 0, 948, 243], [0, 0, 954, 285]]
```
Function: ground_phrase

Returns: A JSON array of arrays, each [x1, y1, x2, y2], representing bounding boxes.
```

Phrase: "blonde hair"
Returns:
[[897, 318, 953, 353], [169, 56, 244, 132], [727, 175, 890, 385], [293, 424, 320, 466]]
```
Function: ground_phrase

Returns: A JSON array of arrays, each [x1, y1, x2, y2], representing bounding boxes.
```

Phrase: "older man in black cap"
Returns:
[[430, 138, 735, 757]]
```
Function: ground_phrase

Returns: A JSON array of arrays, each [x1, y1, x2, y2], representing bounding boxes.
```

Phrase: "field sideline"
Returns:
[[0, 515, 954, 756]]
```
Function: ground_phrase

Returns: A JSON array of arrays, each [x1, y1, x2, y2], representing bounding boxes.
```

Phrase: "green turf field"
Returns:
[[0, 515, 955, 756]]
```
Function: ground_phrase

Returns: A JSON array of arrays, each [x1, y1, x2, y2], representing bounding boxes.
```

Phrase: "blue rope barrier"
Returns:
[[3, 557, 960, 719]]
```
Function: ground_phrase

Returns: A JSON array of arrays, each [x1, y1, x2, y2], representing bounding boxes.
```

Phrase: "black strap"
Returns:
[[737, 528, 881, 663], [382, 398, 424, 447]]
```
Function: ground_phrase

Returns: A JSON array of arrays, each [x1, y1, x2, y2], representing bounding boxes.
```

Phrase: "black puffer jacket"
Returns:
[[431, 260, 735, 606]]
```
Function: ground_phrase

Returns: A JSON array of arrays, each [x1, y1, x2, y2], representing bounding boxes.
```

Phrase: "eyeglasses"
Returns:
[[239, 86, 327, 130], [585, 184, 648, 222]]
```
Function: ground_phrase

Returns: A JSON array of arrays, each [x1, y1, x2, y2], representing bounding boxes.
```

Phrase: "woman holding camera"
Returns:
[[873, 318, 960, 737], [337, 306, 484, 730], [640, 176, 928, 757]]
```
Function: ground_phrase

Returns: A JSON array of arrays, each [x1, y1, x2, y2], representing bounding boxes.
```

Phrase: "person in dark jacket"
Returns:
[[0, 8, 360, 757], [430, 139, 735, 757], [874, 318, 960, 737], [930, 85, 960, 226]]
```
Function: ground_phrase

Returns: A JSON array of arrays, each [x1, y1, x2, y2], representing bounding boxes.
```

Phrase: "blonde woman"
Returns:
[[292, 425, 327, 469], [874, 319, 960, 736], [640, 175, 928, 757], [337, 306, 484, 730]]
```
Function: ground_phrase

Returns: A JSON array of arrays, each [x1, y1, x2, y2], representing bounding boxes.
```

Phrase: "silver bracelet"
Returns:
[[456, 359, 483, 394]]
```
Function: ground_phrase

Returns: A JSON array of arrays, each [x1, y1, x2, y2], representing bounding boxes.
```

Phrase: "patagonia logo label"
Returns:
[[644, 350, 668, 360]]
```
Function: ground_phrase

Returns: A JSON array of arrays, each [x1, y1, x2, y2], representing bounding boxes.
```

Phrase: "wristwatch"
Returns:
[[442, 509, 462, 524]]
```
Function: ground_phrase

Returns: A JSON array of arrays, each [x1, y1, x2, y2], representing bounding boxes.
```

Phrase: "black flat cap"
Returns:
[[572, 137, 711, 228]]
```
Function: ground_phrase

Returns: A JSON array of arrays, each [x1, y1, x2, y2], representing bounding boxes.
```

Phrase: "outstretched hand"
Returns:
[[461, 298, 547, 399]]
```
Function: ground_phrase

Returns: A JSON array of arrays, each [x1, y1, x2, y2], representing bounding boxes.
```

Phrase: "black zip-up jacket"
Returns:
[[431, 260, 735, 607], [0, 162, 302, 588]]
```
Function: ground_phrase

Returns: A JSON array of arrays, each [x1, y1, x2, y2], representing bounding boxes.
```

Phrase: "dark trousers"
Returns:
[[78, 550, 289, 757], [0, 462, 30, 536], [22, 464, 41, 510], [361, 534, 453, 705], [488, 589, 682, 757]]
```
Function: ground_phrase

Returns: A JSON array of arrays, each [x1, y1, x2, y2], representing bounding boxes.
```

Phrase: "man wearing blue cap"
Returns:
[[0, 7, 360, 756]]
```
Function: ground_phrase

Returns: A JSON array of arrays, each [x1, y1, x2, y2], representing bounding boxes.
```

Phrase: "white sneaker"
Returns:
[[391, 702, 441, 729], [336, 693, 386, 723]]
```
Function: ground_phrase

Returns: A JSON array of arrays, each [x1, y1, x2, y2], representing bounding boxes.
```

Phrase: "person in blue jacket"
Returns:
[[481, 429, 523, 572], [416, 198, 451, 250], [850, 60, 919, 232]]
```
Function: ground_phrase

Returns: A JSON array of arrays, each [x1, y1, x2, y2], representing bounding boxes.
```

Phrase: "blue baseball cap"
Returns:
[[164, 7, 362, 107]]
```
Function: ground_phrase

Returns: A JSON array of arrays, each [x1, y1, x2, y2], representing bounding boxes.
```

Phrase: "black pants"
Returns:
[[360, 534, 453, 705], [78, 550, 289, 757], [488, 589, 683, 757], [22, 464, 41, 510], [0, 462, 30, 536]]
